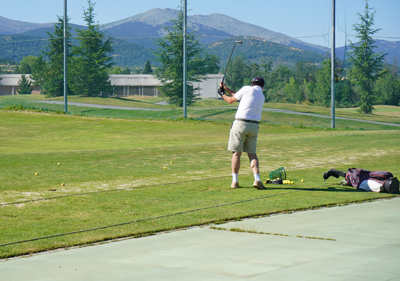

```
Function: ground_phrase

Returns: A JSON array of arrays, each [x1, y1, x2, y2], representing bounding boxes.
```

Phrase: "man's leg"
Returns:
[[231, 152, 241, 188], [232, 151, 242, 174], [248, 153, 259, 175], [248, 153, 266, 190]]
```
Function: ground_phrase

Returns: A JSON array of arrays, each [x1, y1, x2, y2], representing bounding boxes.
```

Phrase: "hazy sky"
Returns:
[[2, 0, 399, 47]]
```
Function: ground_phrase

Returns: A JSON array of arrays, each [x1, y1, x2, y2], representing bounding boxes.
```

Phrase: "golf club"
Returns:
[[218, 41, 243, 95]]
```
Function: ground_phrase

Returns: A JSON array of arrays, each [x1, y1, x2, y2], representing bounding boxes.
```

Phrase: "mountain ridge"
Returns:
[[102, 8, 179, 28], [1, 8, 328, 54], [0, 15, 54, 35], [100, 8, 329, 54], [0, 9, 398, 67]]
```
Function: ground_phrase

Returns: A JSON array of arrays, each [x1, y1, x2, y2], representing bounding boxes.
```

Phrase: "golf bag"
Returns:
[[345, 168, 399, 194]]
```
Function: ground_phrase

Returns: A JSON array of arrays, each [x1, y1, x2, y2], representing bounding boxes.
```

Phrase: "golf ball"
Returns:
[[61, 183, 65, 186], [164, 167, 167, 169], [35, 173, 38, 176], [170, 161, 173, 164], [58, 162, 61, 165], [301, 179, 304, 182]]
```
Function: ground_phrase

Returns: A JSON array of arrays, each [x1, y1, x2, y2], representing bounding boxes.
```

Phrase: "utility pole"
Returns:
[[63, 0, 68, 113], [183, 0, 187, 118], [331, 0, 336, 128]]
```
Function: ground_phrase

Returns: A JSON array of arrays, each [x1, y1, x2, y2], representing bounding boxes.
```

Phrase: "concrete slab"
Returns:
[[1, 198, 400, 281]]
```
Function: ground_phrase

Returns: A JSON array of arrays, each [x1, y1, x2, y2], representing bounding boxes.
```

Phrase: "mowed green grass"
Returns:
[[0, 105, 400, 258], [1, 95, 400, 129]]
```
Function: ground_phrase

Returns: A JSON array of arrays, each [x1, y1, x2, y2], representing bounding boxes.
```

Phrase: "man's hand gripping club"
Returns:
[[219, 82, 237, 104]]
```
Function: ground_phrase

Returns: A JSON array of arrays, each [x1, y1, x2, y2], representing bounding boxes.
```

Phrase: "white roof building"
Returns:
[[0, 74, 224, 98]]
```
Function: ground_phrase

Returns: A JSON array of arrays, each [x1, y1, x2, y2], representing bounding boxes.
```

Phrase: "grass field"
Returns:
[[1, 95, 400, 129], [0, 95, 400, 259]]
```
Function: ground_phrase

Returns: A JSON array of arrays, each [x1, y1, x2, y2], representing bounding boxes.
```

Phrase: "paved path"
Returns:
[[262, 108, 400, 127], [1, 197, 399, 280], [33, 101, 169, 111], [32, 101, 400, 127]]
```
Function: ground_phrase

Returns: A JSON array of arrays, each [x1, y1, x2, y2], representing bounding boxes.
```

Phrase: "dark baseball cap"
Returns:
[[251, 77, 265, 87]]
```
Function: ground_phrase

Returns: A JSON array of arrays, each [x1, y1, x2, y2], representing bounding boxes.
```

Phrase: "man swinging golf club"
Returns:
[[219, 77, 266, 190]]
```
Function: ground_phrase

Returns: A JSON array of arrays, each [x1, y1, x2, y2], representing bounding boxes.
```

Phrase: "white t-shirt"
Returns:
[[234, 85, 265, 122]]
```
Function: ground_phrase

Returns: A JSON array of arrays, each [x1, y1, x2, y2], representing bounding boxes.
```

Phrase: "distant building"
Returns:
[[0, 74, 40, 95], [192, 74, 224, 99], [0, 74, 224, 98], [109, 74, 161, 97]]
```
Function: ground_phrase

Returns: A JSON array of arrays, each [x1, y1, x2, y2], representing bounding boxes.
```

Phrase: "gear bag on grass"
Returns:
[[345, 168, 399, 194]]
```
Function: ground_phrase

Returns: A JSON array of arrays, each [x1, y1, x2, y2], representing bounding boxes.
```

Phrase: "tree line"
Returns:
[[16, 0, 113, 97], [223, 54, 399, 109], [222, 2, 399, 112], [9, 1, 400, 113]]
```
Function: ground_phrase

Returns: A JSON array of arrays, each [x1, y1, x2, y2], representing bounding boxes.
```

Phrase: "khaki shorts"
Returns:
[[228, 120, 259, 153]]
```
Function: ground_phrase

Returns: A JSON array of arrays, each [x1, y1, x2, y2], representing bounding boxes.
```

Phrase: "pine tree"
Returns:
[[154, 6, 215, 107], [348, 1, 386, 113], [17, 75, 33, 95], [42, 16, 73, 97], [71, 0, 113, 97], [142, 60, 153, 74]]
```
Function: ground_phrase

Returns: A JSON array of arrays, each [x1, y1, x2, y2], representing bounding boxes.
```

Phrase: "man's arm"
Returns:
[[219, 82, 237, 104]]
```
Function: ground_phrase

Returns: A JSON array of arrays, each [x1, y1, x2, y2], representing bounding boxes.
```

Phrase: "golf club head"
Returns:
[[235, 41, 243, 44]]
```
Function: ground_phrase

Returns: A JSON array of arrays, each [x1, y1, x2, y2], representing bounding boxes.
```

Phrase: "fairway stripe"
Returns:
[[0, 187, 335, 247], [4, 162, 396, 207], [0, 176, 231, 207]]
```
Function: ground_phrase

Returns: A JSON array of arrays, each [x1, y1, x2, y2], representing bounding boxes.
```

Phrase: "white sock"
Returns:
[[232, 174, 238, 183], [254, 174, 261, 182]]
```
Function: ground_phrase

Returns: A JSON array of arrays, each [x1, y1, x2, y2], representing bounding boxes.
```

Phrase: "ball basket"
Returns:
[[269, 167, 286, 180]]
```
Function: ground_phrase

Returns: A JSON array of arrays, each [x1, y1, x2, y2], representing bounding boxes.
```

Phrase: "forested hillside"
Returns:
[[0, 34, 326, 69], [0, 34, 155, 67], [205, 37, 327, 67], [0, 35, 47, 62]]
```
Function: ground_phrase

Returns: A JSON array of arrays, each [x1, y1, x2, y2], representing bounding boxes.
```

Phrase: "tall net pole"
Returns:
[[63, 0, 68, 113], [183, 0, 187, 118], [331, 0, 336, 128]]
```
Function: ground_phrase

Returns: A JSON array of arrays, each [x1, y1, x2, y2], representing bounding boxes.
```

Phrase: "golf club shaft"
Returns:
[[222, 41, 242, 84]]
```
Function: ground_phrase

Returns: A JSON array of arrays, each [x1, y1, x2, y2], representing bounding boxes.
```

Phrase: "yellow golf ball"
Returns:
[[58, 162, 61, 165], [170, 161, 173, 164], [301, 179, 304, 182], [164, 167, 167, 169], [35, 173, 38, 176]]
